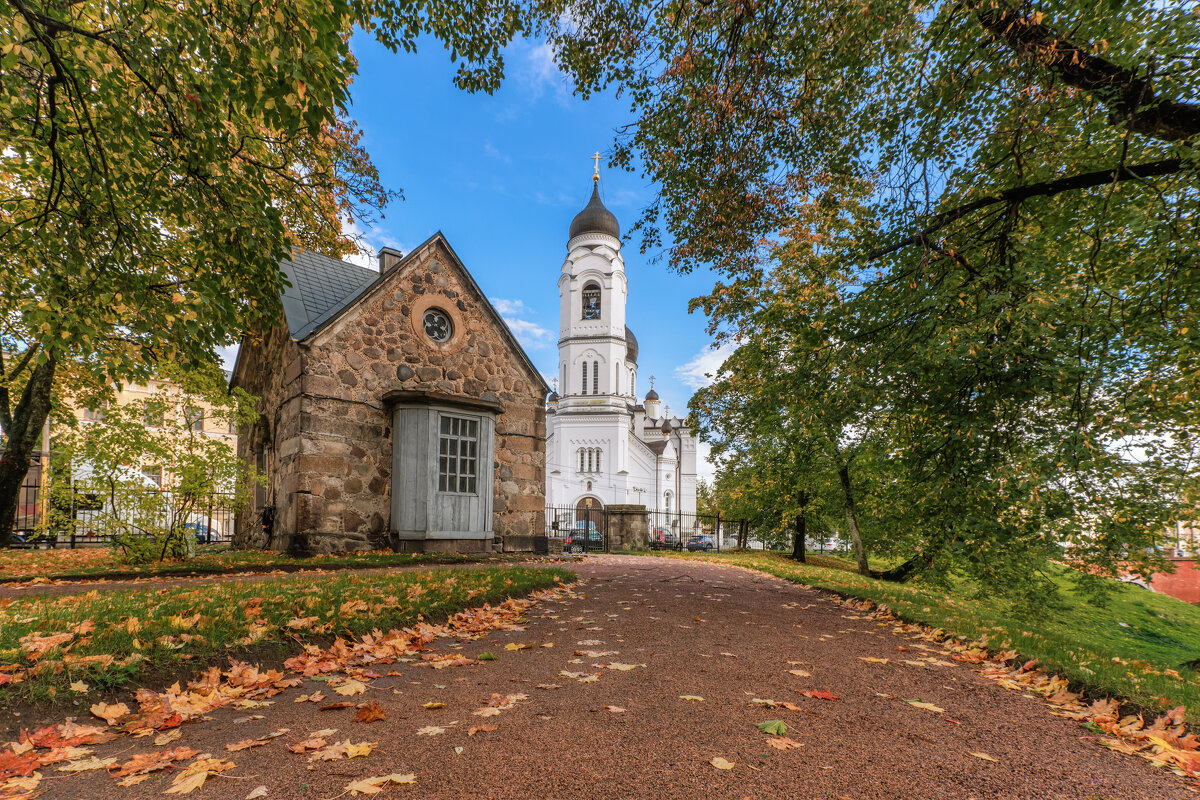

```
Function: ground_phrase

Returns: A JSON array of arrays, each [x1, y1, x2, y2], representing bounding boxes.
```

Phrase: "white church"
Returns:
[[545, 172, 699, 525]]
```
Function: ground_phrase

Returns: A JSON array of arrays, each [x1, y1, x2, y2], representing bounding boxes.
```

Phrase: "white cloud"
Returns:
[[491, 297, 553, 350], [675, 342, 735, 390]]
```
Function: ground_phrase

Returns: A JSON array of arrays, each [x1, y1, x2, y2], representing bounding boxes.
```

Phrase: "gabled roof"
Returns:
[[280, 250, 379, 340], [269, 233, 548, 395]]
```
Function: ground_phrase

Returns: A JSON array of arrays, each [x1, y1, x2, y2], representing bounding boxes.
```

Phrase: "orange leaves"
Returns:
[[90, 702, 130, 725], [354, 701, 386, 723], [796, 689, 840, 701], [344, 773, 416, 795], [164, 756, 235, 794]]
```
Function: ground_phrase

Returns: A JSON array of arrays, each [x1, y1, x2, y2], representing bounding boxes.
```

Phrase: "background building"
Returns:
[[545, 174, 698, 529]]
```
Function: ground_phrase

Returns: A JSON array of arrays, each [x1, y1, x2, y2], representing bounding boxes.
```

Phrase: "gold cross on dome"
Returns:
[[591, 151, 602, 181]]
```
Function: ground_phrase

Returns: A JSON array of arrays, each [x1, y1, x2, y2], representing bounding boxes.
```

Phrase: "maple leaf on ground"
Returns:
[[504, 642, 532, 651], [163, 756, 235, 795], [756, 720, 788, 736], [355, 701, 386, 723], [605, 705, 626, 713], [709, 757, 734, 770], [536, 684, 561, 691], [906, 701, 945, 713], [56, 756, 116, 772], [226, 738, 271, 752], [969, 752, 998, 762], [787, 669, 811, 677], [333, 679, 367, 696], [679, 695, 704, 702], [345, 773, 416, 795], [859, 657, 890, 665], [767, 737, 804, 751], [246, 787, 268, 799], [308, 740, 376, 762], [416, 726, 446, 736], [797, 690, 841, 701], [287, 738, 328, 754], [467, 725, 497, 736], [90, 701, 130, 725], [472, 707, 501, 717], [111, 746, 199, 777], [320, 702, 356, 711], [295, 692, 326, 704], [154, 729, 183, 746]]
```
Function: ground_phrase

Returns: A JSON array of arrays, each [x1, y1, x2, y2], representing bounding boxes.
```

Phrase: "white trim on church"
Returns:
[[545, 175, 698, 520]]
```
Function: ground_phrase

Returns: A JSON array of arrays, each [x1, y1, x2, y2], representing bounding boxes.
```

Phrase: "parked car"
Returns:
[[562, 521, 604, 553], [184, 522, 218, 544], [686, 536, 714, 552], [648, 528, 680, 550]]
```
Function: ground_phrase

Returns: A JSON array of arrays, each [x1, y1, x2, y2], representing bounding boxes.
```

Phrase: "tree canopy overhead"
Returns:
[[551, 0, 1200, 595], [0, 0, 550, 542]]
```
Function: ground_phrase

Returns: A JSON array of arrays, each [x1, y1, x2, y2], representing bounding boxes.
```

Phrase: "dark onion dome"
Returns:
[[645, 386, 659, 402], [660, 417, 673, 434], [547, 390, 559, 403], [624, 325, 639, 364], [569, 182, 620, 240]]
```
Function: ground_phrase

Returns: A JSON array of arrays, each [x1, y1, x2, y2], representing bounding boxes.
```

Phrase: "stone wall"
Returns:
[[233, 236, 547, 554], [607, 504, 649, 550], [231, 319, 304, 551]]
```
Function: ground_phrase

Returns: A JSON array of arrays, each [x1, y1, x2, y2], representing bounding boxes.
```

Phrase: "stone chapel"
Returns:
[[230, 234, 548, 554]]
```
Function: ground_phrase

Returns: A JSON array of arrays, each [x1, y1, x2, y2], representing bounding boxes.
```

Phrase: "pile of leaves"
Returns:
[[0, 568, 572, 700], [0, 580, 580, 797]]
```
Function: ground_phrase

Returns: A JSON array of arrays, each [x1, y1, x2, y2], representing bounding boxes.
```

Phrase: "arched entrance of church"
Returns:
[[569, 496, 606, 553]]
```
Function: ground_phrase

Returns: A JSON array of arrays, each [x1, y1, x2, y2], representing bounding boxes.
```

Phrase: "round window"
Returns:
[[422, 309, 453, 343]]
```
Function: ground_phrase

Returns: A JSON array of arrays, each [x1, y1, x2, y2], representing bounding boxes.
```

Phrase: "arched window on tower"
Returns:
[[579, 448, 585, 472], [587, 449, 593, 472], [664, 491, 673, 514], [595, 449, 602, 472], [582, 282, 601, 320], [581, 361, 588, 395], [592, 361, 599, 394]]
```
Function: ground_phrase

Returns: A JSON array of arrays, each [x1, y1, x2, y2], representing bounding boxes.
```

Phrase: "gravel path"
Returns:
[[26, 555, 1191, 799]]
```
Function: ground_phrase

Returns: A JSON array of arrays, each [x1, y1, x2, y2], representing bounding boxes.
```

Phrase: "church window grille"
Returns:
[[587, 449, 593, 472], [592, 361, 598, 394], [582, 283, 601, 320], [596, 449, 602, 472], [437, 415, 478, 494], [581, 362, 588, 395], [579, 449, 585, 472]]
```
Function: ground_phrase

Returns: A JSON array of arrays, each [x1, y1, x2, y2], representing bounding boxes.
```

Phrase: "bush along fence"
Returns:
[[8, 457, 237, 549]]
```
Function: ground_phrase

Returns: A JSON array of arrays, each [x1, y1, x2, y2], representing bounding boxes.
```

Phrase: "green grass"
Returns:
[[0, 546, 539, 582], [0, 566, 572, 704], [645, 550, 1200, 722]]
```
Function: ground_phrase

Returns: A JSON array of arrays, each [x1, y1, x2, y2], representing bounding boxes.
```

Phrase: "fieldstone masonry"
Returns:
[[231, 235, 548, 554], [606, 505, 649, 550]]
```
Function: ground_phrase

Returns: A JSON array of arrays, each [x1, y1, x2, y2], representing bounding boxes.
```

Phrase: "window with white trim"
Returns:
[[592, 361, 598, 394], [582, 282, 601, 320], [438, 415, 479, 494], [581, 362, 588, 395]]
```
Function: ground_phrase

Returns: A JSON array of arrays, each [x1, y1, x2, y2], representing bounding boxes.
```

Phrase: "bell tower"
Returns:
[[557, 164, 636, 406]]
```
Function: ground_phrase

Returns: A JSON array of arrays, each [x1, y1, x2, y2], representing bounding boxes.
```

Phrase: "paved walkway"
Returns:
[[31, 555, 1192, 799]]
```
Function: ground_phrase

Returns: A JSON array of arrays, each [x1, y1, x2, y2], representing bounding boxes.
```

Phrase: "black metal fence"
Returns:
[[545, 505, 757, 554], [8, 461, 237, 548]]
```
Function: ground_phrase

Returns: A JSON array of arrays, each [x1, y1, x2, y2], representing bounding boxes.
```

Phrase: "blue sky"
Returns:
[[333, 33, 727, 476]]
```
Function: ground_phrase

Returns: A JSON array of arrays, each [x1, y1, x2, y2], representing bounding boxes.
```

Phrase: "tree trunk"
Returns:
[[837, 462, 871, 576], [791, 490, 807, 562], [0, 356, 58, 547]]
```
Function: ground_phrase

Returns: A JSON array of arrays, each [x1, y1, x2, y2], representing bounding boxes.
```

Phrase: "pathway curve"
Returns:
[[28, 555, 1191, 799]]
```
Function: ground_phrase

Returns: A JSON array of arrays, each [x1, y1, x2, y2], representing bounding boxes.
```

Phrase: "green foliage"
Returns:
[[553, 1, 1200, 599], [0, 0, 558, 541], [45, 364, 259, 563]]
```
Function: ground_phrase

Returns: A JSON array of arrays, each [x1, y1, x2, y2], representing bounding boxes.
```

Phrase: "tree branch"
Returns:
[[866, 157, 1183, 260], [973, 2, 1200, 142]]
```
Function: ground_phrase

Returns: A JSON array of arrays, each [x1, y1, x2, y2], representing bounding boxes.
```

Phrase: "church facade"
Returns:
[[545, 177, 699, 527]]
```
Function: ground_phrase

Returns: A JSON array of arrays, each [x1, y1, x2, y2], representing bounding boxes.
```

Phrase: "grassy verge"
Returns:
[[643, 550, 1200, 722], [0, 566, 572, 704], [0, 546, 539, 582]]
